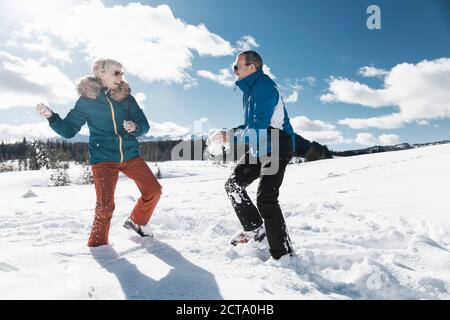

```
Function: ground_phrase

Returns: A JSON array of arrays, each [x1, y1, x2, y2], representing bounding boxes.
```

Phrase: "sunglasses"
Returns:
[[233, 63, 251, 71], [112, 70, 124, 76]]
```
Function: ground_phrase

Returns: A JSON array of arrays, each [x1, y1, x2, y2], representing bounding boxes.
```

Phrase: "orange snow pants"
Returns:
[[88, 156, 162, 247]]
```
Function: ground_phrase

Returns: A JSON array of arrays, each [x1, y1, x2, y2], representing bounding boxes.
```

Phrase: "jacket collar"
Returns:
[[235, 68, 264, 94], [76, 76, 131, 102]]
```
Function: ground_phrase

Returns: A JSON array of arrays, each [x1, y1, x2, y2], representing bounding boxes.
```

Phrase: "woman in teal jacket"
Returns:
[[37, 59, 162, 247]]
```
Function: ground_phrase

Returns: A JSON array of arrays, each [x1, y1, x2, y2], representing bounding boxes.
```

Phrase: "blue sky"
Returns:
[[0, 0, 449, 150]]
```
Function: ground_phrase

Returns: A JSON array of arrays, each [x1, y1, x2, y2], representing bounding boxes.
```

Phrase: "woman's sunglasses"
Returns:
[[112, 70, 124, 76]]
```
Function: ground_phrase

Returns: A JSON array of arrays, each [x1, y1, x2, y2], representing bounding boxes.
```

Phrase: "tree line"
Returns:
[[0, 137, 332, 172]]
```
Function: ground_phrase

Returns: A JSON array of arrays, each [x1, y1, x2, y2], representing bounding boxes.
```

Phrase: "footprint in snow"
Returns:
[[22, 190, 38, 198], [0, 262, 19, 272]]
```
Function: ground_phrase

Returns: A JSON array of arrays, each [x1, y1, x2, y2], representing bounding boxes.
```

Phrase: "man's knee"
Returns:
[[225, 177, 241, 194], [224, 178, 233, 193]]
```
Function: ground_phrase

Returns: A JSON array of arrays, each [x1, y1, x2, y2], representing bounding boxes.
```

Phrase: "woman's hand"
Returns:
[[123, 120, 137, 133], [36, 103, 53, 118]]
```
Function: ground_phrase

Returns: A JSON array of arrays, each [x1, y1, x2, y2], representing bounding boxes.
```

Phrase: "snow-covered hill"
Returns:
[[1, 144, 450, 299]]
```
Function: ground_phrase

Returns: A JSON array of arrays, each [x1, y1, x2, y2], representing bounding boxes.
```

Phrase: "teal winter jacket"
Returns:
[[48, 77, 149, 164]]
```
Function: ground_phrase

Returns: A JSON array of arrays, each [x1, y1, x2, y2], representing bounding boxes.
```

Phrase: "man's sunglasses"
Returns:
[[233, 63, 251, 71]]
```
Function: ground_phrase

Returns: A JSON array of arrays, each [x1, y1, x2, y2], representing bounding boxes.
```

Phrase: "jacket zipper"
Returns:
[[105, 96, 124, 163]]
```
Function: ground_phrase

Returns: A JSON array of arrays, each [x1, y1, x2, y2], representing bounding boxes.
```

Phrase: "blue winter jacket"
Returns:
[[233, 68, 294, 157]]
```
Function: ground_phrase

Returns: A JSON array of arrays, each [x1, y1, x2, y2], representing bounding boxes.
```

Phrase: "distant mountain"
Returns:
[[140, 132, 210, 142], [51, 132, 195, 143], [331, 140, 450, 157]]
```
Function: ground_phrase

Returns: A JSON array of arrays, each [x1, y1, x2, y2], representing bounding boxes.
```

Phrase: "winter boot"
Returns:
[[123, 217, 154, 238], [230, 225, 266, 246]]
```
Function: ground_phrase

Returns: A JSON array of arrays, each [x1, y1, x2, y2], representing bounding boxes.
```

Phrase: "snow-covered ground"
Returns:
[[1, 144, 450, 300]]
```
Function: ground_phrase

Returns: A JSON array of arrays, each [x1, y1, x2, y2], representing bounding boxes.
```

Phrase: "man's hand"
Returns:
[[208, 129, 230, 145], [36, 103, 53, 119], [123, 120, 137, 133], [206, 129, 231, 156]]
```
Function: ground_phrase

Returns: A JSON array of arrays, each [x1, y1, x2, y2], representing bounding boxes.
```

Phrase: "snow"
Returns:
[[22, 190, 38, 198], [1, 144, 450, 299], [205, 129, 230, 156]]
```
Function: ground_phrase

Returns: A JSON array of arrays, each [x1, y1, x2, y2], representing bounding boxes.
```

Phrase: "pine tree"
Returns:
[[18, 158, 23, 171], [305, 144, 321, 162], [320, 145, 332, 159], [155, 164, 162, 179], [28, 140, 51, 170], [78, 165, 93, 185], [49, 168, 71, 187]]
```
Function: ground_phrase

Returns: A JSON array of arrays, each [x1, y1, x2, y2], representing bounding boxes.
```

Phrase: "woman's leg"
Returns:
[[122, 157, 162, 225], [88, 163, 119, 247]]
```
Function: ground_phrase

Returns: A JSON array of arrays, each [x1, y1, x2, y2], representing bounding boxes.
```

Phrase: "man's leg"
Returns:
[[121, 157, 162, 226], [89, 163, 119, 247], [225, 154, 262, 231], [257, 158, 292, 259]]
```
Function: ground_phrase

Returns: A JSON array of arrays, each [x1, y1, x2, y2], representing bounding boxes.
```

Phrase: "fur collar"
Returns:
[[76, 76, 131, 102]]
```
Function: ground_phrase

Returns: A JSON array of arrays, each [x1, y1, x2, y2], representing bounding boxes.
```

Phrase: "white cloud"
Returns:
[[281, 77, 316, 104], [338, 114, 405, 129], [0, 0, 81, 23], [134, 92, 146, 109], [236, 35, 259, 52], [284, 90, 299, 104], [198, 63, 278, 88], [0, 119, 190, 142], [355, 132, 400, 146], [358, 66, 389, 78], [290, 116, 348, 145], [321, 58, 450, 129], [0, 51, 76, 109], [320, 77, 392, 107], [379, 134, 401, 145], [262, 65, 276, 79], [147, 120, 189, 138], [291, 116, 335, 132], [283, 84, 302, 104], [355, 133, 378, 146], [197, 68, 234, 87], [181, 75, 199, 90], [6, 35, 72, 64], [0, 122, 59, 143], [13, 0, 234, 86], [301, 76, 316, 86], [416, 120, 430, 126]]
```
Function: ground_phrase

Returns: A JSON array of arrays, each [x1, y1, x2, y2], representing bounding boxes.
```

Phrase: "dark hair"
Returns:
[[239, 51, 263, 70]]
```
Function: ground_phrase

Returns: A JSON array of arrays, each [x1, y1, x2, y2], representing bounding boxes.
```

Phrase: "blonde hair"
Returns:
[[92, 59, 123, 78]]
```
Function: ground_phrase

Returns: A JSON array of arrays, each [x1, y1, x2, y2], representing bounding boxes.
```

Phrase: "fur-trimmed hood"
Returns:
[[76, 76, 131, 102]]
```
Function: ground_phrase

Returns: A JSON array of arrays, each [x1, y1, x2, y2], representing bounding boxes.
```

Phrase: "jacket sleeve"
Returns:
[[48, 98, 88, 139], [128, 96, 150, 137]]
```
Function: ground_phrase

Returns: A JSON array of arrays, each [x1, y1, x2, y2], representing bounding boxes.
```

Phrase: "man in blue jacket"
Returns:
[[216, 51, 294, 260]]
